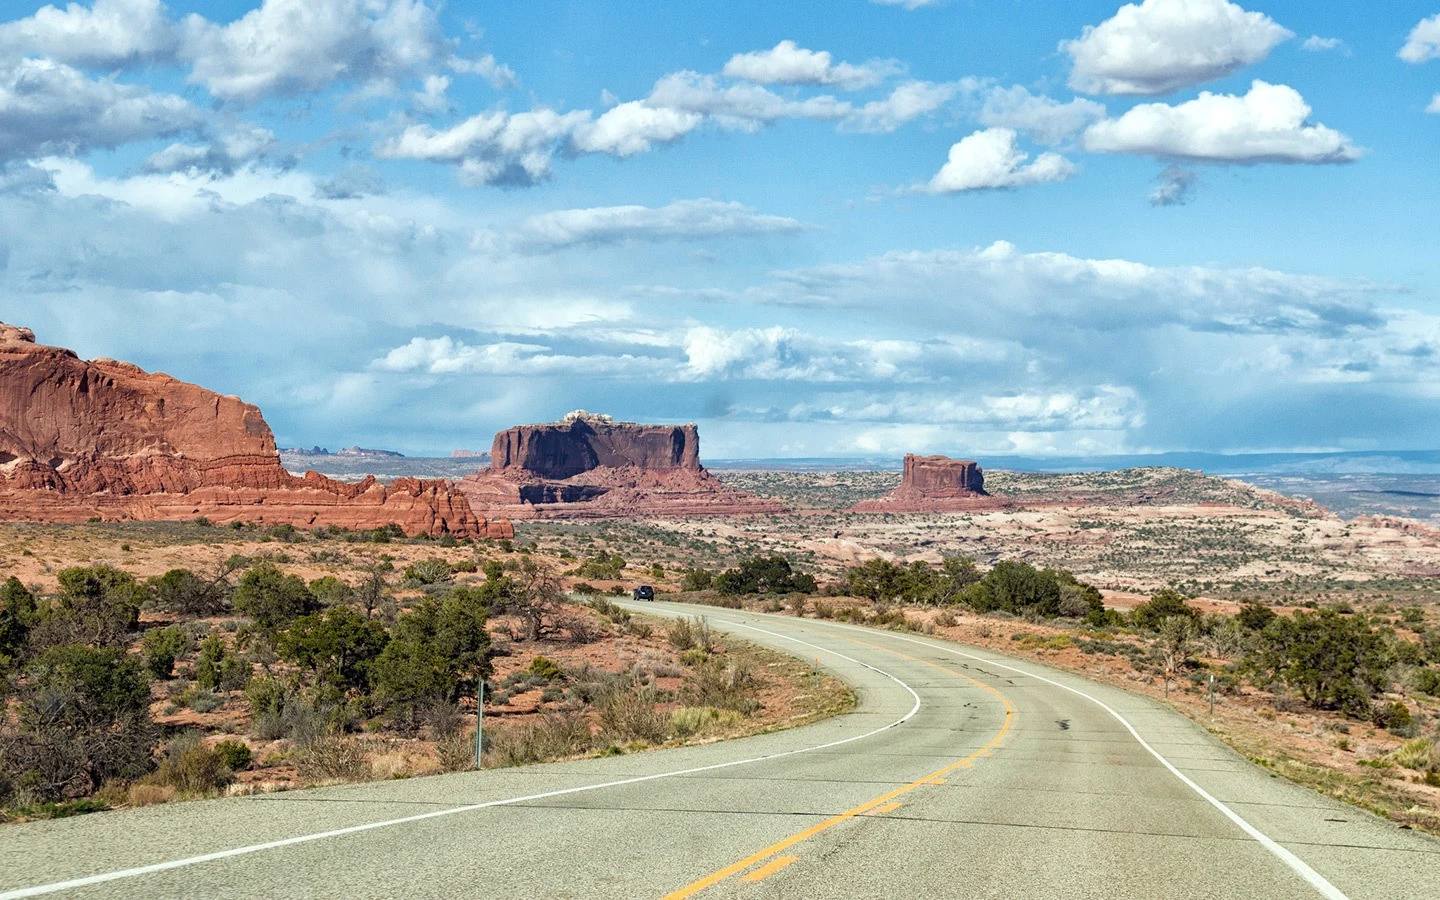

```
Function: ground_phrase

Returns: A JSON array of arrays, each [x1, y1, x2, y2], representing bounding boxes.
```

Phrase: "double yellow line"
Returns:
[[662, 639, 1016, 898]]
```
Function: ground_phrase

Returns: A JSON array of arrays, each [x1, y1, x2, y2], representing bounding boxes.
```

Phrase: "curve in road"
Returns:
[[1, 601, 1436, 899]]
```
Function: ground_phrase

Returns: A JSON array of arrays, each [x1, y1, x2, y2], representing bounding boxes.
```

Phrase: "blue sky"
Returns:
[[0, 0, 1437, 458]]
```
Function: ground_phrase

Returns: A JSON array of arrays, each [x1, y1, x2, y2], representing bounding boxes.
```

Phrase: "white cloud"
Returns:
[[1400, 14, 1440, 63], [514, 199, 806, 251], [0, 0, 177, 67], [448, 53, 517, 89], [1083, 80, 1361, 164], [376, 107, 589, 186], [179, 0, 448, 104], [143, 123, 279, 174], [1063, 0, 1292, 95], [680, 326, 1001, 383], [925, 128, 1074, 193], [645, 70, 851, 127], [1429, 93, 1440, 115], [782, 385, 1143, 430], [571, 101, 702, 156], [842, 80, 962, 133], [1148, 165, 1197, 206], [766, 239, 1385, 336], [1301, 35, 1345, 53], [0, 58, 198, 162], [722, 40, 899, 91], [373, 336, 653, 377], [870, 0, 941, 8], [979, 86, 1106, 145]]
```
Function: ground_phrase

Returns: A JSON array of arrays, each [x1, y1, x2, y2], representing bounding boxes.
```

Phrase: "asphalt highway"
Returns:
[[2, 600, 1438, 899]]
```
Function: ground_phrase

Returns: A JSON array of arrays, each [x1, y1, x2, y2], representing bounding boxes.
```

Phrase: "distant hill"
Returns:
[[710, 450, 1440, 476]]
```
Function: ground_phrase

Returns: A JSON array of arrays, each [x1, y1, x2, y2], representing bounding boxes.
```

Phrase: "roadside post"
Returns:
[[1208, 673, 1215, 717], [476, 677, 485, 770], [814, 657, 820, 688]]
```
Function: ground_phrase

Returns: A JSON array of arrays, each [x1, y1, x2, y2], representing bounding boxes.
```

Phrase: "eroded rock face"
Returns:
[[852, 454, 1001, 513], [490, 411, 701, 479], [0, 324, 509, 538], [461, 411, 782, 519]]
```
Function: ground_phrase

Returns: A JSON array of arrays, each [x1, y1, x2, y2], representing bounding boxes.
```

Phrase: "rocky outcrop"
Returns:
[[852, 454, 1003, 513], [0, 323, 510, 538], [460, 411, 783, 519]]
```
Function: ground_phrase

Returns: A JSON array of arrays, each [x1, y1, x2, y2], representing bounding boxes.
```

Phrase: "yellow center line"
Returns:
[[740, 856, 799, 883], [866, 801, 903, 816], [659, 638, 1016, 899]]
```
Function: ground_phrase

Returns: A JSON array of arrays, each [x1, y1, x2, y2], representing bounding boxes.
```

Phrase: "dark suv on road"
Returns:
[[633, 585, 655, 601]]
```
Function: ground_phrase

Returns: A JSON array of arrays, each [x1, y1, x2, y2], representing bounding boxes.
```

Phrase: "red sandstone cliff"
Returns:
[[0, 323, 510, 538], [460, 411, 783, 519], [852, 454, 1004, 513]]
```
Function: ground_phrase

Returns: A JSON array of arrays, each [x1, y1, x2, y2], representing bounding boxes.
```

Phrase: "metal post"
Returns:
[[813, 657, 819, 688], [475, 678, 485, 770], [1208, 673, 1215, 717]]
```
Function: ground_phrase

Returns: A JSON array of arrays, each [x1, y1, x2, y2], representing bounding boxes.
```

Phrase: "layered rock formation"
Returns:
[[852, 454, 1004, 513], [0, 323, 511, 538], [459, 411, 783, 518]]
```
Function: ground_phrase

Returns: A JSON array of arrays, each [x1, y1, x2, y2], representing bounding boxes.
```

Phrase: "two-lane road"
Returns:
[[2, 601, 1437, 898]]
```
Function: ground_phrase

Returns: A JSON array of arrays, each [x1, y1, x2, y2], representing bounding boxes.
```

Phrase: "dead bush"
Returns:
[[294, 734, 369, 783], [483, 713, 594, 767]]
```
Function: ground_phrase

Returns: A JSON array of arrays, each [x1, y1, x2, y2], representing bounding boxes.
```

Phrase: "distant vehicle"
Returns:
[[633, 585, 655, 601]]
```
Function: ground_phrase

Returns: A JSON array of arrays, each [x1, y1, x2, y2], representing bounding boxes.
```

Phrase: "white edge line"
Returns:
[[802, 616, 1350, 900], [0, 619, 921, 899]]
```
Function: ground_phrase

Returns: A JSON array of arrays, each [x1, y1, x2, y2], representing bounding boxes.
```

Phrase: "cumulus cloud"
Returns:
[[645, 70, 851, 127], [1400, 13, 1440, 63], [979, 86, 1106, 145], [925, 128, 1074, 193], [1429, 94, 1440, 115], [375, 107, 589, 186], [571, 102, 702, 156], [513, 199, 806, 252], [1063, 0, 1292, 95], [0, 58, 198, 162], [1083, 80, 1362, 164], [0, 0, 178, 67], [1301, 35, 1345, 53], [179, 0, 449, 104], [143, 123, 279, 174], [722, 40, 899, 91], [681, 326, 966, 382], [781, 385, 1143, 430], [1148, 165, 1197, 206], [842, 80, 963, 133]]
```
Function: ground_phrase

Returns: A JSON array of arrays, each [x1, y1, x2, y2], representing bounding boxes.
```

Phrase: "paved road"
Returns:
[[2, 601, 1438, 899]]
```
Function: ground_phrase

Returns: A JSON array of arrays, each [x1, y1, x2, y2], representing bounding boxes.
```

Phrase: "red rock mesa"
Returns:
[[0, 323, 510, 538], [459, 411, 784, 518], [852, 454, 1003, 512]]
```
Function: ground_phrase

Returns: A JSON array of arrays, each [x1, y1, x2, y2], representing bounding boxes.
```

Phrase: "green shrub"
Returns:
[[145, 734, 233, 795], [232, 563, 318, 634], [213, 740, 252, 772], [1371, 700, 1416, 735], [1257, 610, 1390, 714], [680, 568, 714, 592], [526, 656, 565, 681], [276, 606, 389, 694], [1128, 588, 1199, 632], [714, 556, 816, 596], [374, 592, 491, 727], [0, 576, 39, 666], [403, 558, 453, 586], [148, 569, 231, 616], [194, 633, 250, 692], [1, 645, 155, 802], [141, 626, 189, 680], [32, 566, 149, 648]]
